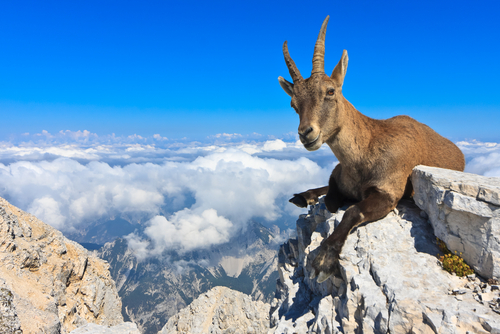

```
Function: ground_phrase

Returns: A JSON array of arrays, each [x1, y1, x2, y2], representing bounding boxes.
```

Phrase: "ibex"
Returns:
[[279, 16, 465, 283]]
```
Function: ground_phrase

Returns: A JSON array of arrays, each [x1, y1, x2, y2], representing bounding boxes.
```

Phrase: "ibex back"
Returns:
[[278, 16, 465, 283]]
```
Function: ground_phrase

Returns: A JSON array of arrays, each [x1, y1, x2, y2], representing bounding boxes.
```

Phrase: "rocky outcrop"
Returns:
[[0, 197, 124, 334], [413, 165, 500, 280], [0, 287, 22, 334], [270, 167, 500, 333], [159, 286, 270, 334]]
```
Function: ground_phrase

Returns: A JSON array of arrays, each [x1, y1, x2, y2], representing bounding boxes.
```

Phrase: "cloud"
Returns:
[[0, 129, 335, 168], [457, 140, 500, 177], [0, 159, 167, 233], [457, 140, 500, 155], [212, 133, 243, 139], [28, 196, 66, 230], [58, 130, 98, 142], [463, 152, 500, 177], [153, 134, 168, 141], [144, 209, 233, 255], [0, 140, 332, 256], [1, 133, 499, 258], [124, 233, 152, 262], [262, 139, 287, 152]]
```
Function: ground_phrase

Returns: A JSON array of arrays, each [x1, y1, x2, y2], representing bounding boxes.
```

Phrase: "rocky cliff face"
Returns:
[[413, 166, 500, 280], [0, 197, 126, 334], [270, 166, 500, 333], [159, 286, 270, 334], [98, 221, 280, 334]]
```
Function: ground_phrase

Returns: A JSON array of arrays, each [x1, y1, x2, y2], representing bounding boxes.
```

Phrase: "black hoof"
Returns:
[[289, 194, 308, 208]]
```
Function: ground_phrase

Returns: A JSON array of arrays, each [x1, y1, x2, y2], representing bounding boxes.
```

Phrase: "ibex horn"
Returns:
[[311, 15, 330, 75], [283, 41, 303, 83]]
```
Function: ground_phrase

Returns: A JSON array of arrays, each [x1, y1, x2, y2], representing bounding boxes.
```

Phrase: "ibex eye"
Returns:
[[327, 89, 335, 96]]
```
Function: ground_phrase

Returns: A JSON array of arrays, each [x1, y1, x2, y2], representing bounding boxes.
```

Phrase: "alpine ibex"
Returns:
[[278, 16, 465, 283]]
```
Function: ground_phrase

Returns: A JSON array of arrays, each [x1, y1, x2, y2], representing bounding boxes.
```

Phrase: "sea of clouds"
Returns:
[[0, 130, 499, 259], [0, 130, 334, 258]]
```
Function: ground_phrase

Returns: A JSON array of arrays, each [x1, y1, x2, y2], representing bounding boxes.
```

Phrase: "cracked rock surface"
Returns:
[[270, 167, 500, 333], [0, 197, 124, 333]]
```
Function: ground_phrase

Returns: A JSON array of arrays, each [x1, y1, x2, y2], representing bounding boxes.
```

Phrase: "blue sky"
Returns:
[[1, 0, 499, 142]]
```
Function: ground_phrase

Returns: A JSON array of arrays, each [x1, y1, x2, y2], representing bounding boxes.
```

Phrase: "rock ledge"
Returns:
[[270, 166, 500, 333], [412, 165, 500, 280]]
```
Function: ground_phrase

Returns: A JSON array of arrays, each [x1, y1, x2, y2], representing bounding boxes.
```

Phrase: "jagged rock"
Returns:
[[412, 165, 500, 280], [0, 287, 22, 334], [270, 182, 500, 333], [159, 286, 270, 334], [0, 197, 124, 334], [68, 322, 140, 334]]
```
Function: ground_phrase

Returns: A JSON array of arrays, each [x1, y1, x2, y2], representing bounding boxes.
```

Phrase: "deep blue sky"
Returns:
[[0, 1, 499, 142]]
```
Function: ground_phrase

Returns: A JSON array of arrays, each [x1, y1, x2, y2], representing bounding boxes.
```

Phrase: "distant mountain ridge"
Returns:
[[66, 217, 137, 247], [97, 221, 281, 334]]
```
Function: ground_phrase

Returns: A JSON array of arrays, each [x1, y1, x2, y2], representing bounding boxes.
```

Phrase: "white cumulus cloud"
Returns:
[[1, 132, 499, 258], [457, 140, 500, 177], [143, 208, 233, 255], [0, 139, 332, 256]]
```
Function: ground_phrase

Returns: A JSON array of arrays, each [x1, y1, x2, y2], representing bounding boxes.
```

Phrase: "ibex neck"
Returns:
[[326, 97, 374, 166]]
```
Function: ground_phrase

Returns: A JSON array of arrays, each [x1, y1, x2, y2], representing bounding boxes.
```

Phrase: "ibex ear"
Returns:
[[278, 76, 294, 97], [331, 50, 348, 86]]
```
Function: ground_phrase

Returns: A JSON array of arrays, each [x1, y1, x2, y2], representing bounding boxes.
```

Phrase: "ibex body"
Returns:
[[279, 16, 465, 283]]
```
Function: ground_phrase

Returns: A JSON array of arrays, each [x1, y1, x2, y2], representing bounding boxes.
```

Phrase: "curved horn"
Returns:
[[283, 41, 303, 82], [311, 15, 330, 75]]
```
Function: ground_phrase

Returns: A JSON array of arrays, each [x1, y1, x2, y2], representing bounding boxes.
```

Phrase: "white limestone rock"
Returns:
[[412, 165, 500, 279], [0, 197, 124, 334], [159, 286, 270, 334], [270, 196, 500, 333], [68, 322, 140, 334]]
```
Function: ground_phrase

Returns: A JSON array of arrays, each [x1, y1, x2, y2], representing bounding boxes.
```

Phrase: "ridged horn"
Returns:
[[283, 41, 303, 82], [311, 16, 330, 75]]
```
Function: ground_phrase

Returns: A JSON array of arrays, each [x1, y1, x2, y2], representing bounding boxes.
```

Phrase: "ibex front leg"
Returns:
[[289, 164, 344, 209], [289, 186, 329, 208], [310, 187, 397, 283]]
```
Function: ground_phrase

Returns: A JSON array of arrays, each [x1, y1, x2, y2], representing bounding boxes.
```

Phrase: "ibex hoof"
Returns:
[[317, 271, 331, 283], [310, 244, 339, 283], [309, 267, 334, 283], [289, 194, 308, 208]]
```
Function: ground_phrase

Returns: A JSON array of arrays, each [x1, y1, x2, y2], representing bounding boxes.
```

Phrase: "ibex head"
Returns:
[[278, 16, 349, 151]]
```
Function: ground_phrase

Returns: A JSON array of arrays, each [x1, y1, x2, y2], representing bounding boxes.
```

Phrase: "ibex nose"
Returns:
[[299, 127, 314, 142]]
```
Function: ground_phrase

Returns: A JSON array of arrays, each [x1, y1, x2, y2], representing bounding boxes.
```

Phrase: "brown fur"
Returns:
[[279, 16, 465, 283]]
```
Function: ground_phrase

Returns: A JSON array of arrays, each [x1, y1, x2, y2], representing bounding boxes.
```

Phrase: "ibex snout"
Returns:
[[299, 126, 321, 151], [298, 127, 313, 141]]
